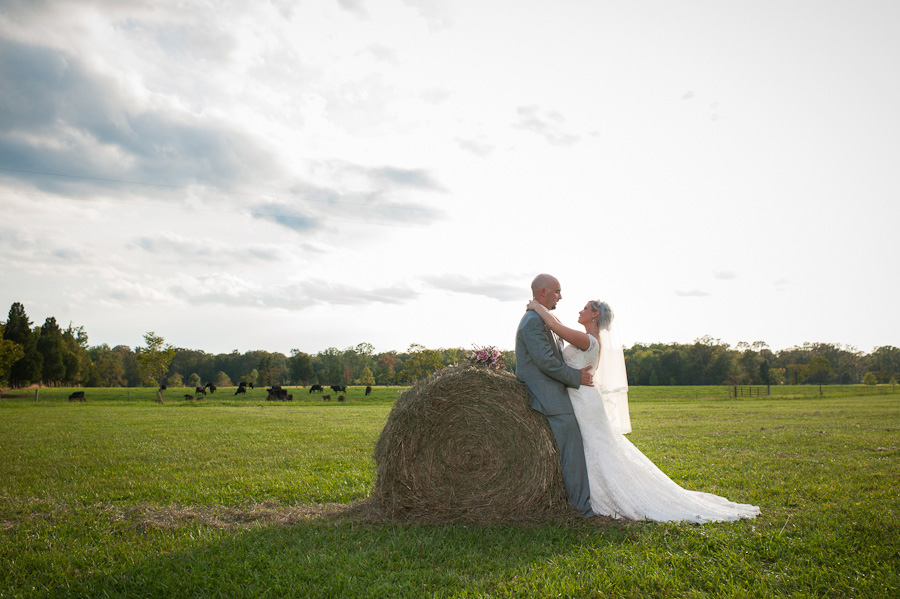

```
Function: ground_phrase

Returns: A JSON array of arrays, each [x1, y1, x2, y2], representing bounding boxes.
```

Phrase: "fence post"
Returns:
[[35, 388, 39, 402]]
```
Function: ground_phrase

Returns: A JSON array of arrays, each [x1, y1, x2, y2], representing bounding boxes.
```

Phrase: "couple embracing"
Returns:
[[516, 274, 760, 523]]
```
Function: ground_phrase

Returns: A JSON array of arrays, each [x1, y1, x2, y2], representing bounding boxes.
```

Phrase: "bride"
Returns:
[[527, 299, 760, 523]]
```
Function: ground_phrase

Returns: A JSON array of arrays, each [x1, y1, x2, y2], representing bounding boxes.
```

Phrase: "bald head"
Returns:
[[531, 273, 561, 310]]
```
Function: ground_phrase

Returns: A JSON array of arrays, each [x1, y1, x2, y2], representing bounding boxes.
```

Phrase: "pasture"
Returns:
[[1, 385, 897, 597]]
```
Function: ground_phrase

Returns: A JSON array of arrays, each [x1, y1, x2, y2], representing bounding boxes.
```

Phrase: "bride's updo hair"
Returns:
[[590, 300, 614, 329]]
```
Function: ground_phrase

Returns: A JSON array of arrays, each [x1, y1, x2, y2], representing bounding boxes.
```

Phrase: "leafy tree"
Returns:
[[0, 324, 24, 386], [168, 373, 185, 387], [863, 372, 877, 385], [135, 332, 176, 387], [90, 344, 125, 387], [341, 342, 375, 383], [806, 356, 833, 385], [358, 366, 375, 386], [62, 323, 90, 385], [213, 371, 232, 387], [186, 373, 201, 388], [769, 367, 785, 385], [114, 345, 141, 387], [170, 349, 215, 385], [501, 350, 516, 372], [399, 344, 444, 383], [37, 317, 66, 385], [866, 346, 900, 383], [242, 369, 260, 385], [784, 364, 807, 385], [316, 347, 344, 385], [375, 353, 397, 384], [288, 350, 313, 385]]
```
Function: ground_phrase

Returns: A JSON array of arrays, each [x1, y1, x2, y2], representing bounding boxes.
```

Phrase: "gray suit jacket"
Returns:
[[515, 310, 582, 415]]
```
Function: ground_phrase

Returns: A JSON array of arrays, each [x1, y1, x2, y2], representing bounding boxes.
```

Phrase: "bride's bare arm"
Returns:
[[526, 300, 591, 351]]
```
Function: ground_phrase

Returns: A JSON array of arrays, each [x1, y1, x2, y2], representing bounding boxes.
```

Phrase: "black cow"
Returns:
[[309, 384, 324, 393], [68, 391, 86, 402], [330, 385, 345, 393], [338, 395, 345, 402], [266, 386, 288, 401], [234, 386, 246, 395], [204, 383, 217, 394], [365, 385, 372, 396], [322, 394, 331, 401], [184, 394, 194, 400], [159, 385, 167, 391], [195, 386, 207, 396]]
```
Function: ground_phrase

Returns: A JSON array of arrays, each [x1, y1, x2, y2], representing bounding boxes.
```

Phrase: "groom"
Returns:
[[515, 273, 594, 517]]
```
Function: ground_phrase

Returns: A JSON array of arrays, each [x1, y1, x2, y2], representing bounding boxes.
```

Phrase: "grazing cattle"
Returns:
[[204, 383, 217, 394], [195, 386, 207, 396], [248, 382, 255, 389], [309, 384, 324, 393], [266, 386, 288, 401], [159, 385, 167, 391], [234, 386, 246, 395], [365, 385, 372, 396], [330, 385, 345, 394], [68, 391, 86, 402], [323, 394, 331, 401], [184, 394, 194, 400], [338, 395, 345, 402]]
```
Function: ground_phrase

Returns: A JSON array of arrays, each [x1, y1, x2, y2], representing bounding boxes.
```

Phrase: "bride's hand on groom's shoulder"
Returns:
[[526, 299, 539, 312]]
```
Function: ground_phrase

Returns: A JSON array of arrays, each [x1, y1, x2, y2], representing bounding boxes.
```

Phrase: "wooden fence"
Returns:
[[733, 385, 770, 397]]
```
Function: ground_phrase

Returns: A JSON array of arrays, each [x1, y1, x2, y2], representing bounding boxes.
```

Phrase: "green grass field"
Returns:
[[1, 385, 897, 597]]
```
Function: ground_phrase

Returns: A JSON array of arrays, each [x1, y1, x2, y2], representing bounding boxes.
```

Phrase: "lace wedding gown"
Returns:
[[564, 335, 760, 523]]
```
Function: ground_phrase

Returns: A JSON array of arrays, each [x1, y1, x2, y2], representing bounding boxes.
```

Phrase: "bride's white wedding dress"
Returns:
[[564, 335, 761, 523]]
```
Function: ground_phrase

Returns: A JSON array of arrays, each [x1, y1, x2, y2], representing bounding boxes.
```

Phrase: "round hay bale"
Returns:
[[370, 364, 572, 524]]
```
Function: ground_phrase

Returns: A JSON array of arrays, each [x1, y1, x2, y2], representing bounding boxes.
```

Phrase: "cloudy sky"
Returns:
[[1, 0, 897, 356]]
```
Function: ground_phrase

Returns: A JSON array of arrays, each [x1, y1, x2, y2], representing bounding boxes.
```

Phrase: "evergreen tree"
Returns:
[[3, 303, 42, 387], [37, 317, 66, 385]]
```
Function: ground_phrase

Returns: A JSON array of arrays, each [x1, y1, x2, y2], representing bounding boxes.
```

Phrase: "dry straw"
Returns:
[[366, 364, 576, 524]]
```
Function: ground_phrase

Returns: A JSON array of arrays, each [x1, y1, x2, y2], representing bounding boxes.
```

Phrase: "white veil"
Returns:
[[597, 322, 631, 435]]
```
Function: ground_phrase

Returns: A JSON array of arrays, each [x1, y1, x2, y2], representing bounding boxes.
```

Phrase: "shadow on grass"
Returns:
[[48, 503, 632, 598]]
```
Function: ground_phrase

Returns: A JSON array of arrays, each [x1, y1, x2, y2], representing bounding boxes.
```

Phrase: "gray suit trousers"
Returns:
[[545, 411, 592, 517]]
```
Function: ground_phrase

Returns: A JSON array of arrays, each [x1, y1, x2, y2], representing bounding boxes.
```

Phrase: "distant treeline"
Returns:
[[2, 302, 898, 388], [623, 336, 897, 387]]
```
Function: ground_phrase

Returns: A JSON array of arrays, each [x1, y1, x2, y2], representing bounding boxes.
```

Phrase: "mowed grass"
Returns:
[[0, 386, 897, 598]]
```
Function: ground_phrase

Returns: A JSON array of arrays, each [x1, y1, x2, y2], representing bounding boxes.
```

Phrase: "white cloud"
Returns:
[[423, 274, 521, 302], [514, 105, 580, 146]]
